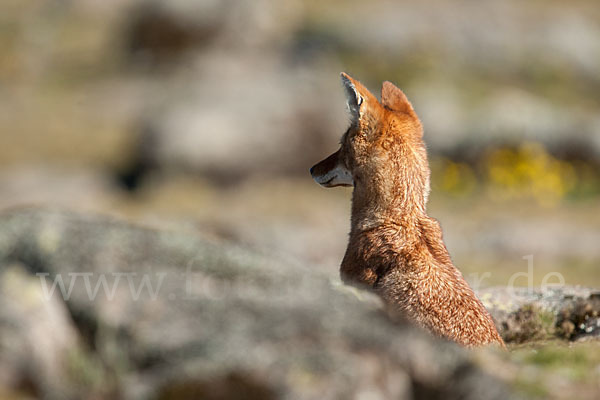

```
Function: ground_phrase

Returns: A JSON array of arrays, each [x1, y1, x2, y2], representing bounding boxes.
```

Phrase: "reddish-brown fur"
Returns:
[[311, 73, 504, 347]]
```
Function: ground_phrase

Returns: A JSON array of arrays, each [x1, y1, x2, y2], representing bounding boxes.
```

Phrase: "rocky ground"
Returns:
[[3, 0, 600, 180], [0, 207, 513, 400], [0, 207, 598, 399]]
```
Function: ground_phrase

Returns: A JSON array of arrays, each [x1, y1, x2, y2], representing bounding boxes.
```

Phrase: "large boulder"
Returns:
[[0, 207, 512, 399]]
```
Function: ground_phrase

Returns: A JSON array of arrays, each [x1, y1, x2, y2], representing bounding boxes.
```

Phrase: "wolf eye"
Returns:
[[357, 96, 363, 106]]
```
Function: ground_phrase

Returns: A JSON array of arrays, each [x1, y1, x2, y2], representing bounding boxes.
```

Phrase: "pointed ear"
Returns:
[[381, 81, 414, 114], [340, 72, 364, 121]]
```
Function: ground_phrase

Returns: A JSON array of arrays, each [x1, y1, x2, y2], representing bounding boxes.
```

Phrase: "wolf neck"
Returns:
[[350, 176, 427, 233]]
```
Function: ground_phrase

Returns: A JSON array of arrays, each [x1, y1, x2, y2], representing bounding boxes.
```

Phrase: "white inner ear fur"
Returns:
[[341, 77, 362, 119]]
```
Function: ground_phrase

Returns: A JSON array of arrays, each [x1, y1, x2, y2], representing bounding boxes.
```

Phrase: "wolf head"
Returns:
[[310, 73, 430, 209]]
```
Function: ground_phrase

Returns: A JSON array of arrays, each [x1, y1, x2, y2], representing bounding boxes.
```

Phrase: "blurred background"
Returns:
[[2, 0, 600, 398], [2, 0, 598, 286]]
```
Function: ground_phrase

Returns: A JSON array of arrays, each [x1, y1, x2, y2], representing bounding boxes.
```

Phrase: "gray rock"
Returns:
[[126, 0, 304, 64], [479, 286, 600, 343], [0, 207, 514, 399], [139, 59, 344, 181]]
